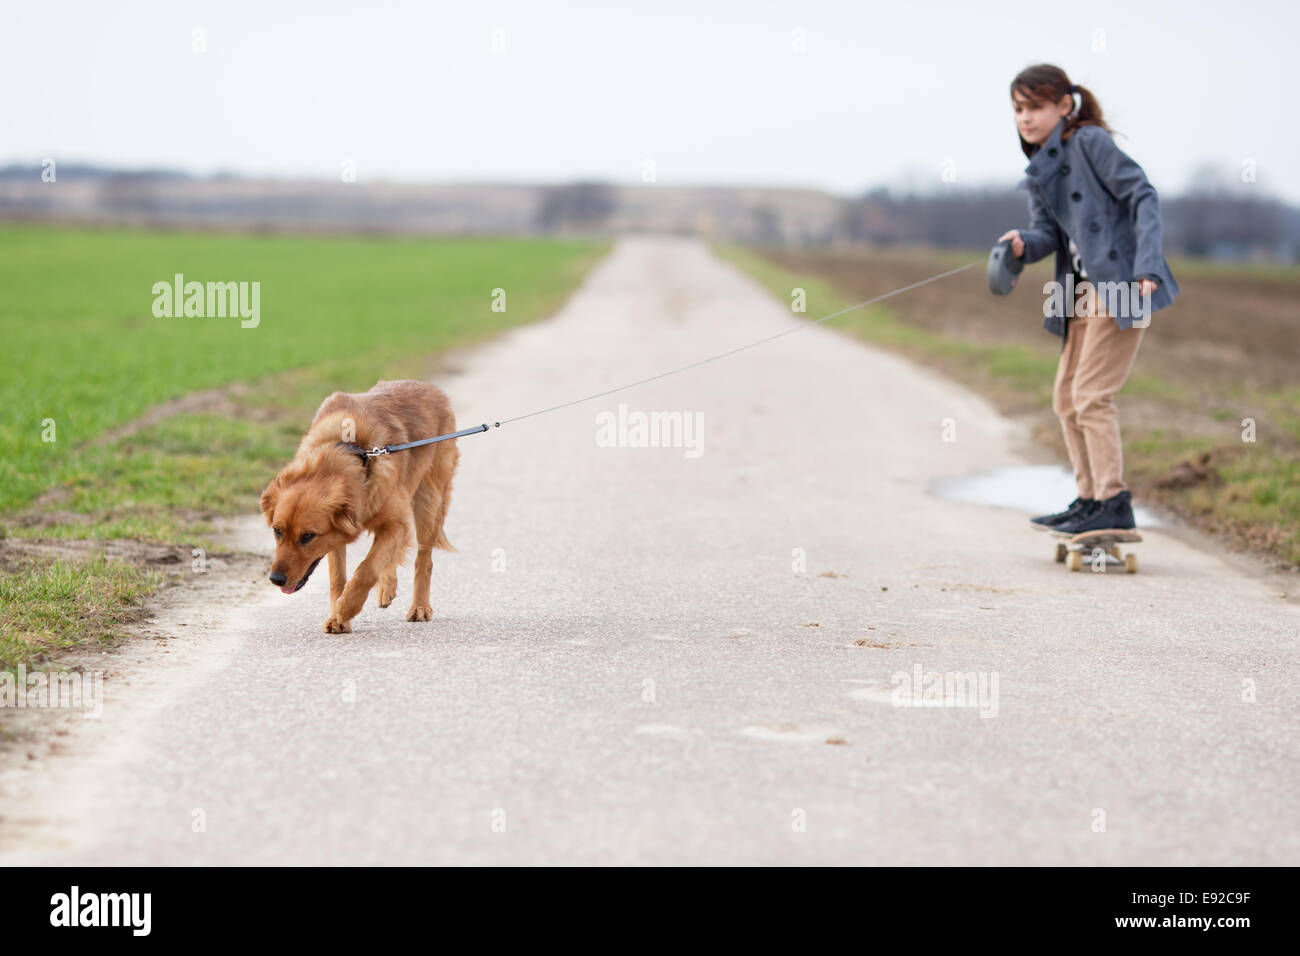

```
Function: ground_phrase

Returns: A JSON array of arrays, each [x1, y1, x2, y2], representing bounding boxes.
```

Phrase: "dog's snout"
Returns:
[[269, 569, 288, 587]]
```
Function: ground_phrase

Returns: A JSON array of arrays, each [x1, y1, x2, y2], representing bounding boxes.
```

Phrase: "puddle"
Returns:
[[928, 465, 1163, 527]]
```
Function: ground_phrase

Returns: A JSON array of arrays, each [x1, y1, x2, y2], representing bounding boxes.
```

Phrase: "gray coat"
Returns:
[[1017, 116, 1179, 336]]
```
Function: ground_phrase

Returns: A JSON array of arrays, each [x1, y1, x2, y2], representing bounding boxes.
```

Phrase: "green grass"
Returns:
[[1, 224, 610, 517], [12, 411, 302, 543], [0, 551, 161, 671]]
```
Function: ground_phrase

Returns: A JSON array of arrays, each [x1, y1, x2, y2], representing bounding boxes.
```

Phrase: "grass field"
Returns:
[[1, 224, 609, 671], [715, 242, 1300, 567]]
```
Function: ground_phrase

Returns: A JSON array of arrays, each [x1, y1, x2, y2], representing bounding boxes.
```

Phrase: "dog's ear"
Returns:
[[259, 474, 282, 524], [334, 501, 361, 539], [329, 483, 362, 539]]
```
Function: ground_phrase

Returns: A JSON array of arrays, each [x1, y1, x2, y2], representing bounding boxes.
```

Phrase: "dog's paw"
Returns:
[[377, 579, 398, 608], [405, 605, 433, 622], [323, 616, 353, 634]]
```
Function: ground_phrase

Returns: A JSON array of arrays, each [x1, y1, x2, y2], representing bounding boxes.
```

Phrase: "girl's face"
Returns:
[[1012, 89, 1073, 145]]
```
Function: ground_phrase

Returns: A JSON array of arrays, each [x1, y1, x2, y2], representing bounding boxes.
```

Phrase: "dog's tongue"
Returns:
[[280, 585, 295, 594]]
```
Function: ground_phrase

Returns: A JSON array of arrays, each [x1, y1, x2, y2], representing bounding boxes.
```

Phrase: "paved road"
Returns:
[[3, 235, 1297, 864]]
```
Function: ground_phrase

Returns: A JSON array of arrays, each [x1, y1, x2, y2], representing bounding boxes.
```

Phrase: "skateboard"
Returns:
[[1051, 528, 1142, 573]]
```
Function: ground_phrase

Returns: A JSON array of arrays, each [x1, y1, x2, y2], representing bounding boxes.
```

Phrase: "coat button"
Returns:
[[1089, 221, 1101, 232], [1108, 249, 1118, 260], [1048, 147, 1058, 157], [1071, 191, 1082, 201], [1060, 164, 1071, 175]]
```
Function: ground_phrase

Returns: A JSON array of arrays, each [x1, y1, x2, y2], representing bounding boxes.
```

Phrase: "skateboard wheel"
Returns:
[[1067, 551, 1082, 572], [1124, 553, 1138, 574], [1055, 543, 1067, 563], [1109, 545, 1122, 560]]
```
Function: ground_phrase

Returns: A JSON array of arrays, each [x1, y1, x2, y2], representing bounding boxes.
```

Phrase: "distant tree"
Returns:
[[535, 182, 616, 231], [749, 205, 782, 244]]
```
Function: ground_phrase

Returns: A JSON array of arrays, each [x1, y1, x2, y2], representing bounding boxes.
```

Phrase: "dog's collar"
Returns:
[[336, 442, 383, 473]]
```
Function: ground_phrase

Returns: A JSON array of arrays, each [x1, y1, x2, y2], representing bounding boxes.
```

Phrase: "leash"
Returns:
[[338, 423, 492, 466], [347, 258, 980, 460]]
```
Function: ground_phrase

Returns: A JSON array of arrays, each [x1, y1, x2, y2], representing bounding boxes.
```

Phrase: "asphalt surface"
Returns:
[[3, 235, 1297, 864]]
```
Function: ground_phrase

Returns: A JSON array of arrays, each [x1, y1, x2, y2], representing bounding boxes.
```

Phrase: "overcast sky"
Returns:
[[4, 0, 1296, 201]]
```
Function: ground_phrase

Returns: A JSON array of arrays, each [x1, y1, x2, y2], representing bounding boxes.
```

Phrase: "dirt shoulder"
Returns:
[[0, 526, 265, 761]]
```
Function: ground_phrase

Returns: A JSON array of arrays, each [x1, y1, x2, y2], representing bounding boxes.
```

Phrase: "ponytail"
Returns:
[[1066, 83, 1109, 141]]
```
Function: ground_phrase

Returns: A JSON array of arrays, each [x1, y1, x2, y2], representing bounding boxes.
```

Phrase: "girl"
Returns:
[[998, 64, 1179, 536]]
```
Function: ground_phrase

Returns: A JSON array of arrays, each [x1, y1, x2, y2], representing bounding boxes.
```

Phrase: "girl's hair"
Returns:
[[1010, 63, 1112, 158]]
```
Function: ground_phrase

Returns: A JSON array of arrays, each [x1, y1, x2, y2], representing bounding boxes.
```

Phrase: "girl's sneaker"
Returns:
[[1029, 497, 1094, 531], [1056, 491, 1136, 535]]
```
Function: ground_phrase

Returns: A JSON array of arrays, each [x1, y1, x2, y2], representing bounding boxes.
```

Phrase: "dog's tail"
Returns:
[[433, 525, 456, 552], [427, 424, 459, 552]]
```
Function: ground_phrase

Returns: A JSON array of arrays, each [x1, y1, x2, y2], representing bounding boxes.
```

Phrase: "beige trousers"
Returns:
[[1052, 282, 1145, 501]]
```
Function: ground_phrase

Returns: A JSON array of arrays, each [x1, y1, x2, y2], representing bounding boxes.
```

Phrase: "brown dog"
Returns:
[[259, 380, 459, 633]]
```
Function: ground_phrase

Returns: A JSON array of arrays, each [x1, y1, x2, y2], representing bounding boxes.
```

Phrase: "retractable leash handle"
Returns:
[[987, 238, 1025, 295]]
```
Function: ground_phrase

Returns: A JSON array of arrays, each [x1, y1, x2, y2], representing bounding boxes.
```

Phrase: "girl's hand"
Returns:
[[997, 230, 1025, 258], [1137, 278, 1158, 298]]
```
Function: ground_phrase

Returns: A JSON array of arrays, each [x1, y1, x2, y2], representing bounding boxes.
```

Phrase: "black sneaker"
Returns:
[[1055, 490, 1136, 535], [1029, 497, 1095, 531]]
